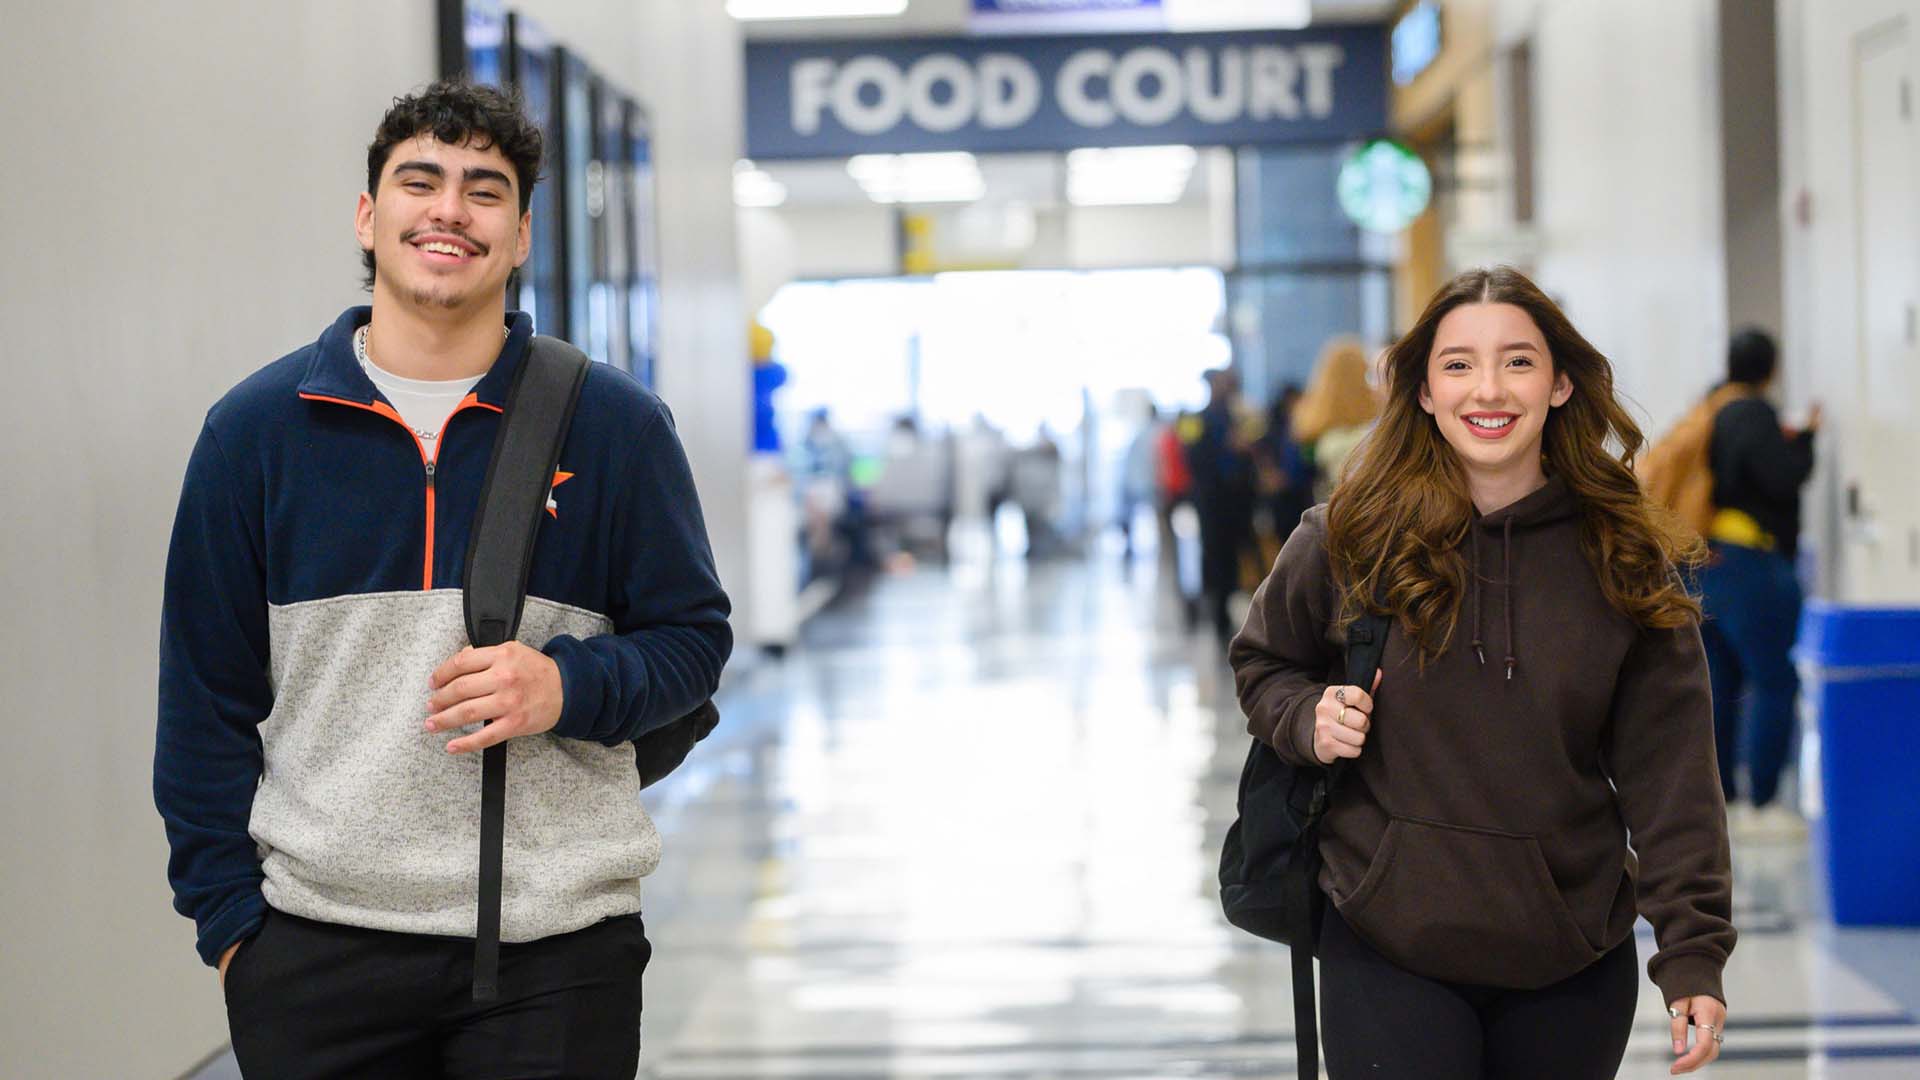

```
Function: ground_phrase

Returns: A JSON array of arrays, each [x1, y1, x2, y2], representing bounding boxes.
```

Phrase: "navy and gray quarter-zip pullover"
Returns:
[[155, 306, 732, 967]]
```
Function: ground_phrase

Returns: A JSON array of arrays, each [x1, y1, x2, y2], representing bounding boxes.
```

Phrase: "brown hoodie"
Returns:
[[1230, 477, 1735, 1004]]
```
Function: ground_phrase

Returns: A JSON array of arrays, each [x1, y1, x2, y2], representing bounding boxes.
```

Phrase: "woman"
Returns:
[[1291, 337, 1381, 501], [1230, 267, 1733, 1078]]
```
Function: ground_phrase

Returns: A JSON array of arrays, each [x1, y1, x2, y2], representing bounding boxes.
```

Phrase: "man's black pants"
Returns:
[[224, 907, 649, 1079]]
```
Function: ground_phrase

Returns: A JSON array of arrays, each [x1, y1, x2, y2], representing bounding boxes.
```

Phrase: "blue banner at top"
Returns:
[[744, 25, 1387, 160]]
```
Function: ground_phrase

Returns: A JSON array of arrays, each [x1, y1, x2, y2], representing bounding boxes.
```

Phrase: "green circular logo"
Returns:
[[1337, 138, 1433, 234]]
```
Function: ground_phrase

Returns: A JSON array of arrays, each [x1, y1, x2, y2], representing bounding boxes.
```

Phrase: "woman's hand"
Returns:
[[1669, 996, 1726, 1074], [1312, 670, 1382, 765]]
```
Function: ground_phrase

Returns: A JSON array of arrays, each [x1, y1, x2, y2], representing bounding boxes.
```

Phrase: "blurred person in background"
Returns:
[[869, 415, 952, 564], [1013, 425, 1065, 559], [801, 407, 852, 482], [1252, 383, 1312, 563], [954, 412, 1011, 529], [1292, 337, 1382, 501], [154, 82, 730, 1078], [1232, 267, 1732, 1078], [1186, 368, 1258, 641], [799, 408, 866, 581], [1118, 403, 1162, 563], [1157, 408, 1198, 617], [1698, 329, 1819, 837]]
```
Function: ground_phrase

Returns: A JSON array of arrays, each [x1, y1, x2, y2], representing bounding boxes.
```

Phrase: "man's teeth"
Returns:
[[420, 242, 468, 256], [1468, 416, 1514, 429]]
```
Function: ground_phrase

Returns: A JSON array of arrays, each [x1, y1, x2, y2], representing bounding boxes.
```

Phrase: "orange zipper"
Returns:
[[298, 391, 502, 589]]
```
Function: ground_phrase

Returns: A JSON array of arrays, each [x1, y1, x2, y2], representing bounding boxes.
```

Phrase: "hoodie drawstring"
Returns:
[[1469, 518, 1518, 679], [1502, 518, 1516, 681], [1470, 526, 1485, 666]]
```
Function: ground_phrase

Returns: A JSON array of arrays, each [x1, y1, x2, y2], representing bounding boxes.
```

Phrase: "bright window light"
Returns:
[[1067, 145, 1197, 206], [847, 152, 985, 204], [727, 0, 908, 19]]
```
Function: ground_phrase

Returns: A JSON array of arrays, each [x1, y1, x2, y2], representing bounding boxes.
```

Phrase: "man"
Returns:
[[1185, 368, 1257, 641], [155, 82, 731, 1077], [1698, 328, 1817, 837]]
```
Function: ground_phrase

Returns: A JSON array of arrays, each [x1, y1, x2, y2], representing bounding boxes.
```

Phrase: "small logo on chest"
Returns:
[[546, 471, 574, 519]]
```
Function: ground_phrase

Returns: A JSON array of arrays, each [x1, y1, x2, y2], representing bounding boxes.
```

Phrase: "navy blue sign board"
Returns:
[[745, 25, 1387, 159]]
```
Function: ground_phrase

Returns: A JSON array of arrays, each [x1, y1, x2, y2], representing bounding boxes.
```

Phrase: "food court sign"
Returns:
[[745, 26, 1386, 159]]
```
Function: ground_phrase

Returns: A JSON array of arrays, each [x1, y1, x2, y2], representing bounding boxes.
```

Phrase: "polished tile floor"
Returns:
[[196, 546, 1920, 1078]]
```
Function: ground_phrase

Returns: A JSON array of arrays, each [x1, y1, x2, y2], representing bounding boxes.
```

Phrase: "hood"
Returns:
[[1468, 475, 1578, 680]]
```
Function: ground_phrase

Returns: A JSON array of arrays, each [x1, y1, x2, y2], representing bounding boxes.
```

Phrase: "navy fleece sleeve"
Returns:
[[545, 406, 732, 745], [155, 423, 273, 966]]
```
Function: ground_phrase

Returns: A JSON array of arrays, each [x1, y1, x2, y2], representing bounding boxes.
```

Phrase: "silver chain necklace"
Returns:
[[355, 323, 508, 443]]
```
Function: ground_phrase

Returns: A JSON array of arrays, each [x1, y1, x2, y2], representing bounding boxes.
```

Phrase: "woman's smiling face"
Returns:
[[1419, 302, 1573, 484]]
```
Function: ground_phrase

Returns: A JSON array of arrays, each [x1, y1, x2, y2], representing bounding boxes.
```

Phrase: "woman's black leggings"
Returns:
[[1318, 907, 1640, 1080]]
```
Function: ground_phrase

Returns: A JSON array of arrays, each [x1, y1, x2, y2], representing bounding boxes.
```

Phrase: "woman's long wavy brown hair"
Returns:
[[1326, 266, 1704, 659]]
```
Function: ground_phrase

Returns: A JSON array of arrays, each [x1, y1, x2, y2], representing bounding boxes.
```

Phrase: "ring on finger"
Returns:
[[1335, 687, 1347, 705]]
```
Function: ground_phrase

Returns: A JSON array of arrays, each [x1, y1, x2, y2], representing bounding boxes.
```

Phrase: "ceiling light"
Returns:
[[733, 161, 788, 208], [1067, 145, 1197, 206], [726, 0, 908, 20], [846, 152, 985, 204]]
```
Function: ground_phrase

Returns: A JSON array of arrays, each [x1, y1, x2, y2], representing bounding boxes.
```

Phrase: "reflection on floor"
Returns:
[[195, 552, 1920, 1079]]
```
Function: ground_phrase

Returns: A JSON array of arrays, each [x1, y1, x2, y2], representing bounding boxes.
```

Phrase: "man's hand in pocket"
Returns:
[[219, 940, 242, 987]]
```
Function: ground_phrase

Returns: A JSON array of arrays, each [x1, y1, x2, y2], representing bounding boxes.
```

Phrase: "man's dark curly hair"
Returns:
[[361, 81, 544, 290]]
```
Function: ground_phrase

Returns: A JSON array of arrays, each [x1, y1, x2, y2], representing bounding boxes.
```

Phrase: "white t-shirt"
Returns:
[[359, 354, 485, 463]]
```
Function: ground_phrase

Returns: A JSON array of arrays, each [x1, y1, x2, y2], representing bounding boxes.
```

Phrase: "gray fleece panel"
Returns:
[[253, 589, 659, 941]]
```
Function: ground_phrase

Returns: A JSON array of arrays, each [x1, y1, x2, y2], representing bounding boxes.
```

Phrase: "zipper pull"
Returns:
[[425, 459, 436, 486]]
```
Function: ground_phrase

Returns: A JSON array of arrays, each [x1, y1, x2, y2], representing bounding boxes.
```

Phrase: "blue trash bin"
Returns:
[[1794, 602, 1920, 926]]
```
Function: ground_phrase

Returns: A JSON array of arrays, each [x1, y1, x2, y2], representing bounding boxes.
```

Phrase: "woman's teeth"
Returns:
[[1468, 416, 1513, 429]]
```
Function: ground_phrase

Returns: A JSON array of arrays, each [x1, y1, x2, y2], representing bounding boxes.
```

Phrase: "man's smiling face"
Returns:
[[355, 134, 531, 313]]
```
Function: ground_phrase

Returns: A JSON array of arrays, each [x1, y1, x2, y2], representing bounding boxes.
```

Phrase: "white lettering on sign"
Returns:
[[905, 54, 977, 133], [1186, 47, 1246, 124], [835, 56, 908, 135], [1112, 46, 1185, 125], [1298, 44, 1344, 116], [787, 42, 1346, 137], [1057, 49, 1116, 126], [1248, 46, 1300, 120], [978, 53, 1043, 129], [791, 58, 836, 135]]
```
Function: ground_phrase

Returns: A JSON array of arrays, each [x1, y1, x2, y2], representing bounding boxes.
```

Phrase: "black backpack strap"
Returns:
[[1290, 605, 1391, 1080], [463, 335, 590, 1003]]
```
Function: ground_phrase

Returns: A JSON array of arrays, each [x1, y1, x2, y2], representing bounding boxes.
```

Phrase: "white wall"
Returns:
[[0, 3, 747, 1076], [0, 5, 435, 1076], [1777, 0, 1920, 602], [768, 204, 901, 278], [1068, 204, 1223, 269], [1493, 0, 1729, 438]]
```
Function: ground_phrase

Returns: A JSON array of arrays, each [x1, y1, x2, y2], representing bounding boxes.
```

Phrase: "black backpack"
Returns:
[[463, 335, 719, 1001], [1218, 608, 1389, 1080]]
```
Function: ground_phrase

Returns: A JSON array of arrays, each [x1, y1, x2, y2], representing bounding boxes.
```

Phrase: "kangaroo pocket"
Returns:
[[1337, 816, 1600, 989]]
